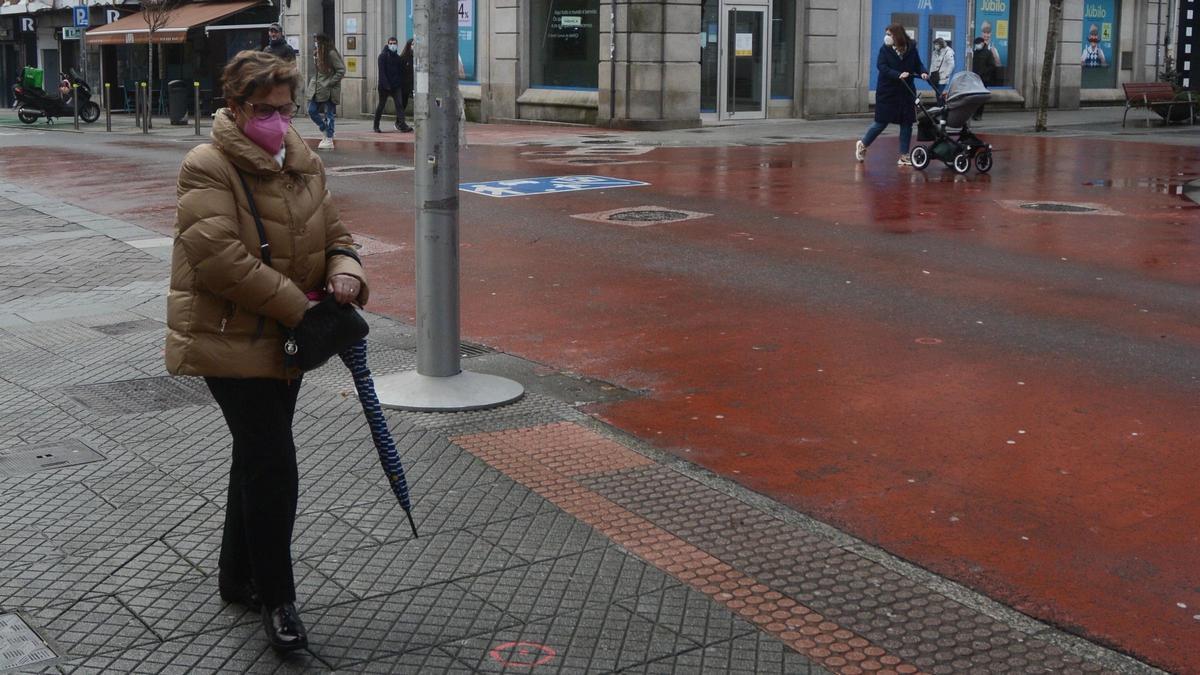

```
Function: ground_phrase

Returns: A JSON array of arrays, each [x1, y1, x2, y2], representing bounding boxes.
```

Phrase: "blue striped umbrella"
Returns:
[[338, 339, 418, 537]]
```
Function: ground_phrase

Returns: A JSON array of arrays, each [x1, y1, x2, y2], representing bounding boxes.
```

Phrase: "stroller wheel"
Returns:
[[974, 151, 993, 174], [910, 146, 930, 170], [952, 153, 971, 175]]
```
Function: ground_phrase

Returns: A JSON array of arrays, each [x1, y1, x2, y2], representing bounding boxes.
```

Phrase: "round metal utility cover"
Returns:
[[607, 209, 690, 223], [327, 164, 410, 176], [1018, 202, 1098, 213]]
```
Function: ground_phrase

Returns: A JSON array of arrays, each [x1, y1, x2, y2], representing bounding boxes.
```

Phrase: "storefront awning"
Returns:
[[85, 0, 261, 46]]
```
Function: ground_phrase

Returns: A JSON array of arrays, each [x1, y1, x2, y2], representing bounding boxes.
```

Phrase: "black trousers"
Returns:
[[205, 376, 303, 607], [373, 88, 410, 128]]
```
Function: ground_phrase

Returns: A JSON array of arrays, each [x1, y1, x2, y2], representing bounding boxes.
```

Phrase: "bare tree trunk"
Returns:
[[1035, 0, 1064, 132], [147, 34, 154, 129]]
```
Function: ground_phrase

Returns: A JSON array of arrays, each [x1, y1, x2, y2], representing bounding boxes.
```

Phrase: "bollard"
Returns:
[[140, 82, 149, 134], [193, 81, 201, 137], [104, 82, 111, 132], [134, 85, 142, 128], [72, 84, 79, 131]]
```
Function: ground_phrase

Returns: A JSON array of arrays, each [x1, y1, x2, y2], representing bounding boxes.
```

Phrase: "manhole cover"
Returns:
[[572, 205, 712, 227], [0, 440, 106, 477], [0, 613, 58, 671], [350, 233, 405, 256], [90, 319, 163, 336], [62, 376, 212, 416], [327, 164, 412, 176], [1019, 202, 1098, 213], [609, 209, 690, 222]]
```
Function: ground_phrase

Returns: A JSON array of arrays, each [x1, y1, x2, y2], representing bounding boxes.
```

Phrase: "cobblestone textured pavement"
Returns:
[[0, 180, 1162, 674]]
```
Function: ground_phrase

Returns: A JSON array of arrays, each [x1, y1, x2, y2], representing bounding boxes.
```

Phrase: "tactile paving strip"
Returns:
[[453, 423, 1126, 675]]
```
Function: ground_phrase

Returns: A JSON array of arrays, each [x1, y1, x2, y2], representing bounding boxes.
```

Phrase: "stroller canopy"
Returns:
[[944, 71, 990, 103]]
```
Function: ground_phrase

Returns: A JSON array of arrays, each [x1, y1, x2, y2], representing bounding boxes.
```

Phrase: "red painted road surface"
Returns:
[[3, 127, 1199, 672]]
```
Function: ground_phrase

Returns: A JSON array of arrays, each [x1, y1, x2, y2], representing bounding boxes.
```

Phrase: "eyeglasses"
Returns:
[[244, 102, 294, 120]]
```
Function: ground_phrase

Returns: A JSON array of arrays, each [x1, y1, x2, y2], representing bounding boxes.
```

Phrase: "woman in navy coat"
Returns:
[[856, 24, 929, 166]]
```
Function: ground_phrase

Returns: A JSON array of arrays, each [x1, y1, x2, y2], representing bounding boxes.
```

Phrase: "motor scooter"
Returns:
[[11, 69, 101, 124]]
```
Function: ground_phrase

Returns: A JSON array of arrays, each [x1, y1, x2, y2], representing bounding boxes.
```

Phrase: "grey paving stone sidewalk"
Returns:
[[0, 181, 1161, 674], [0, 184, 828, 673]]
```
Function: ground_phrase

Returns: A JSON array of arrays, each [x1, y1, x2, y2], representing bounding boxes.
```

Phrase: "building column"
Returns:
[[485, 0, 519, 120], [598, 0, 701, 130], [801, 0, 861, 118]]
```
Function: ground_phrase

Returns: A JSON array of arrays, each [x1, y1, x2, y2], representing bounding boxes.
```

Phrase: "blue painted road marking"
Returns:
[[460, 175, 649, 198]]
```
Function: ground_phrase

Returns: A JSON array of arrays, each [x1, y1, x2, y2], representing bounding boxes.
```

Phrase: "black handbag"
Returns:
[[236, 171, 369, 372]]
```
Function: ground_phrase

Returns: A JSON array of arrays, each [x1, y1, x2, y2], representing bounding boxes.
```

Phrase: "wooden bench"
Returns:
[[1122, 82, 1197, 127]]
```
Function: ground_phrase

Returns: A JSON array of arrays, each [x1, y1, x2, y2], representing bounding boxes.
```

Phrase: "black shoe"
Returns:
[[399, 124, 413, 133], [262, 603, 308, 652], [218, 573, 261, 610], [373, 126, 382, 133]]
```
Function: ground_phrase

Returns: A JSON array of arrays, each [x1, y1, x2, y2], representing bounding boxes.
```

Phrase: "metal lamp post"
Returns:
[[375, 0, 523, 411]]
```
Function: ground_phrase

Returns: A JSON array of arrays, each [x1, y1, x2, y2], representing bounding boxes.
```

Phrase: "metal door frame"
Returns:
[[711, 1, 770, 121]]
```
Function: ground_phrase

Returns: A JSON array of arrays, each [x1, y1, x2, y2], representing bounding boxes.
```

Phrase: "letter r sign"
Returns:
[[18, 17, 35, 32]]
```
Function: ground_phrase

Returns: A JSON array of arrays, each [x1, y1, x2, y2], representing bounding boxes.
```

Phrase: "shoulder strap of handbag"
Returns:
[[234, 168, 285, 345], [234, 169, 272, 268]]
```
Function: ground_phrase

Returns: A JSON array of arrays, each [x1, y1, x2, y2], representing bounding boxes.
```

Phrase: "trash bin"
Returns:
[[167, 79, 189, 125]]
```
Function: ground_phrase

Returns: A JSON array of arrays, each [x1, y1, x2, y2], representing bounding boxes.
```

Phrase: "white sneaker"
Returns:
[[855, 140, 866, 162], [317, 137, 334, 150], [897, 154, 912, 166]]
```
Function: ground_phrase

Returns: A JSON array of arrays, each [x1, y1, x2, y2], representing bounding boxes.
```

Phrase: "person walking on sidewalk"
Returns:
[[970, 37, 997, 120], [373, 37, 413, 133], [262, 23, 303, 114], [308, 33, 344, 150], [856, 24, 928, 167], [929, 37, 955, 102], [165, 50, 368, 654]]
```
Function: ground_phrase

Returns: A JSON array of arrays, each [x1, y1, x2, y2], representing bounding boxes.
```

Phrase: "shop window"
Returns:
[[770, 0, 794, 98], [1080, 0, 1119, 88], [973, 0, 1016, 87], [530, 0, 600, 88]]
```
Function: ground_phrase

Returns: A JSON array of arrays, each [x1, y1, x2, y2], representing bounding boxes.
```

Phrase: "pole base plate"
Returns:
[[375, 370, 525, 412]]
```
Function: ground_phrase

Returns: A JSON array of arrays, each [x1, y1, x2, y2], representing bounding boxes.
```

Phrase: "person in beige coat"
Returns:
[[165, 50, 367, 654], [307, 33, 345, 150]]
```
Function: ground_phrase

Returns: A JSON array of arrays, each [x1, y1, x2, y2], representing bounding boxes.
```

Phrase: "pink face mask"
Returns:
[[242, 111, 290, 154]]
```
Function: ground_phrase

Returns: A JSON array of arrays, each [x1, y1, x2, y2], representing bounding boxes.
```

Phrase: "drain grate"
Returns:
[[62, 376, 212, 416], [608, 209, 690, 223], [460, 341, 494, 358], [0, 439, 106, 477], [90, 319, 163, 336], [1019, 202, 1098, 213], [0, 613, 58, 672]]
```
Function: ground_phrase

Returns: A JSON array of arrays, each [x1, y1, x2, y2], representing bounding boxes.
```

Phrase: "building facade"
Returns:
[[1, 1, 1186, 123]]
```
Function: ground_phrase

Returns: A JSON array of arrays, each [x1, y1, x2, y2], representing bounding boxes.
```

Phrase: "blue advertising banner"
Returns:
[[869, 0, 968, 90], [406, 0, 476, 80], [972, 0, 1009, 69], [1080, 0, 1118, 88]]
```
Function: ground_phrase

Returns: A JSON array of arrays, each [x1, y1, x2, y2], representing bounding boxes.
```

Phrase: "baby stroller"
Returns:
[[910, 71, 993, 174]]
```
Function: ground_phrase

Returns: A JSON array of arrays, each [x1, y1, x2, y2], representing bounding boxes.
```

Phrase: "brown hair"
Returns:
[[221, 50, 301, 102], [885, 24, 910, 53], [313, 33, 334, 74]]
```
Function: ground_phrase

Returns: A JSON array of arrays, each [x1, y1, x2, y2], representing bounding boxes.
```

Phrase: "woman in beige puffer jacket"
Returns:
[[165, 50, 366, 654]]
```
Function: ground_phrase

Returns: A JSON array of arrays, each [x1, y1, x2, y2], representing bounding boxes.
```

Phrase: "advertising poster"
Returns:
[[973, 0, 1009, 69], [405, 0, 476, 80], [1080, 0, 1117, 88]]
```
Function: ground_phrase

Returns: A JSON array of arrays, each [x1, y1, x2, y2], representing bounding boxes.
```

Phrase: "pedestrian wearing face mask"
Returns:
[[373, 37, 413, 133], [167, 49, 367, 654], [262, 23, 303, 114], [970, 37, 997, 119], [856, 24, 929, 166], [929, 37, 955, 102], [308, 33, 345, 150]]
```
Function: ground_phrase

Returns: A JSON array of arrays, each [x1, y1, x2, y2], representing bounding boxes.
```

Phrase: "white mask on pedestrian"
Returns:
[[884, 35, 894, 47], [388, 43, 398, 52]]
